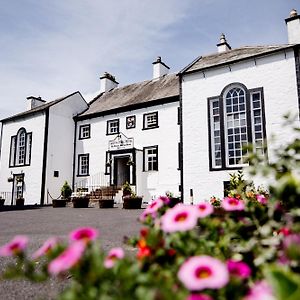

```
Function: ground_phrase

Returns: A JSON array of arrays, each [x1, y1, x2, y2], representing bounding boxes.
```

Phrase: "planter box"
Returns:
[[123, 197, 142, 209], [16, 198, 25, 206], [99, 199, 114, 208], [72, 197, 89, 208], [52, 199, 67, 208], [168, 197, 182, 208], [0, 199, 5, 207]]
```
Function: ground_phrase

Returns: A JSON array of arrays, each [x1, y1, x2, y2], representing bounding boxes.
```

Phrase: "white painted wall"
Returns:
[[75, 101, 180, 202], [45, 93, 88, 203], [182, 49, 299, 202], [0, 113, 46, 205]]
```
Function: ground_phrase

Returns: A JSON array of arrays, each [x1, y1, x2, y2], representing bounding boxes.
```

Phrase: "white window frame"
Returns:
[[143, 146, 158, 171], [78, 154, 89, 176], [107, 119, 119, 135], [79, 124, 91, 139], [143, 112, 158, 129]]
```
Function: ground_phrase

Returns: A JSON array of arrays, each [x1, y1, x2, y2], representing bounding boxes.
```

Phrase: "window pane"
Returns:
[[224, 87, 248, 167], [210, 99, 222, 168]]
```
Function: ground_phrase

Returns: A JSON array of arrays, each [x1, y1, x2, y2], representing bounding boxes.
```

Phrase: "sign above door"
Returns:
[[109, 133, 134, 151]]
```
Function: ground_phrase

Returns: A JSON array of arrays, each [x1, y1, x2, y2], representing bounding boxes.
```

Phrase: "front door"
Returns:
[[114, 156, 130, 187], [12, 174, 24, 205]]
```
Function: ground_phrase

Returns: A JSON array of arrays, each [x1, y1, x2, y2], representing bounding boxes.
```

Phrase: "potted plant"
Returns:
[[0, 197, 5, 207], [7, 177, 13, 183], [16, 197, 24, 206], [165, 191, 182, 208], [72, 190, 89, 208], [122, 183, 143, 209]]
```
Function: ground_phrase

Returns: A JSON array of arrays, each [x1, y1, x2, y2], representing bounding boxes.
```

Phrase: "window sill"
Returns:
[[142, 126, 159, 131], [79, 136, 91, 140], [106, 132, 120, 136], [77, 174, 90, 177]]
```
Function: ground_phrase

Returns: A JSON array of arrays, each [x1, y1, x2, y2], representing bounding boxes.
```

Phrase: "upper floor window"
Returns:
[[143, 112, 158, 130], [9, 128, 32, 167], [107, 119, 119, 135], [143, 146, 158, 171], [208, 84, 266, 170], [126, 115, 136, 129], [78, 154, 89, 176], [79, 124, 91, 139]]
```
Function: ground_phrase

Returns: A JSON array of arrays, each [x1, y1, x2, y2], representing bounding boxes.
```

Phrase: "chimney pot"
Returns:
[[285, 8, 300, 44], [100, 72, 118, 93], [217, 33, 231, 53], [152, 56, 170, 79]]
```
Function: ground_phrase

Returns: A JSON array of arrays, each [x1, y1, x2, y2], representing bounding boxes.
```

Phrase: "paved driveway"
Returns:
[[0, 207, 142, 300]]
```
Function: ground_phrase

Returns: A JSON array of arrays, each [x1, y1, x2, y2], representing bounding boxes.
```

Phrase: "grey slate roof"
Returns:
[[1, 91, 82, 123], [78, 74, 179, 119], [180, 45, 295, 74]]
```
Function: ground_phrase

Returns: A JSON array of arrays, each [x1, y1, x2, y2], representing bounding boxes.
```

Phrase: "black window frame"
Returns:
[[106, 119, 120, 135], [143, 112, 159, 130], [77, 153, 90, 176], [79, 124, 91, 140], [9, 127, 32, 168], [126, 115, 136, 129], [207, 83, 267, 171], [143, 145, 158, 171]]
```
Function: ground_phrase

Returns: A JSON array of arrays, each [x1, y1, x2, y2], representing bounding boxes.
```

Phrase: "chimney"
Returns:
[[152, 56, 170, 79], [26, 96, 46, 110], [285, 9, 300, 44], [217, 33, 231, 53], [100, 72, 119, 93]]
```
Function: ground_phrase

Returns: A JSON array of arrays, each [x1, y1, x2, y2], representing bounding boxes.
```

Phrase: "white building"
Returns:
[[179, 9, 300, 202], [0, 92, 88, 205], [74, 58, 180, 200]]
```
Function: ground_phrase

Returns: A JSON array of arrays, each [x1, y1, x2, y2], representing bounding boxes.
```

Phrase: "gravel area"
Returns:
[[0, 206, 142, 300]]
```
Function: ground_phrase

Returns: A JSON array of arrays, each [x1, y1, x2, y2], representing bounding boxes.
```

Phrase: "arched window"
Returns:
[[208, 83, 266, 170], [9, 128, 32, 167], [224, 87, 248, 166]]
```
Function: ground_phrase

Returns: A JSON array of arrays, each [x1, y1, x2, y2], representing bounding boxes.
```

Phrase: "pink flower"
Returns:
[[187, 294, 213, 300], [196, 202, 214, 218], [104, 247, 125, 268], [48, 241, 85, 275], [178, 255, 229, 291], [222, 197, 245, 211], [69, 227, 99, 243], [256, 194, 267, 205], [139, 210, 155, 222], [145, 198, 164, 214], [0, 235, 28, 256], [244, 281, 275, 300], [161, 205, 199, 233], [227, 259, 251, 279], [158, 195, 171, 205], [32, 237, 59, 259]]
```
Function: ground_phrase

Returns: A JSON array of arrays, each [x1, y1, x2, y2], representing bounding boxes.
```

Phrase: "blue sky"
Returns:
[[0, 0, 297, 119]]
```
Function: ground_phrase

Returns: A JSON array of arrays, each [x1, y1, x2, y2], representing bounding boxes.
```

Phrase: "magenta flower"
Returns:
[[158, 195, 171, 205], [178, 255, 229, 291], [69, 227, 99, 243], [145, 198, 164, 214], [244, 281, 275, 300], [196, 202, 214, 218], [256, 194, 267, 205], [104, 247, 125, 268], [0, 235, 28, 256], [222, 197, 245, 211], [48, 241, 86, 275], [187, 294, 213, 300], [227, 259, 251, 279], [161, 205, 199, 233], [32, 237, 59, 259]]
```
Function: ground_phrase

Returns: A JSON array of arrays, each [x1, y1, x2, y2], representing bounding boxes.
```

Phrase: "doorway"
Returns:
[[114, 156, 130, 187]]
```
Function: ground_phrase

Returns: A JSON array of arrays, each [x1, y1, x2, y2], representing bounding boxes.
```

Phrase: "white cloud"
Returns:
[[0, 0, 191, 119]]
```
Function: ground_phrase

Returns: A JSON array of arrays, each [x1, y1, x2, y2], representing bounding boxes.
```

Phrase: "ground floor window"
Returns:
[[143, 146, 158, 171], [78, 154, 89, 176]]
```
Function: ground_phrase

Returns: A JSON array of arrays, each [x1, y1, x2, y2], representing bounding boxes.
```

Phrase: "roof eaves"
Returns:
[[182, 45, 296, 75]]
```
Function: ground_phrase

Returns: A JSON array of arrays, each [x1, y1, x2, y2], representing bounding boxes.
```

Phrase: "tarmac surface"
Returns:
[[0, 206, 142, 300]]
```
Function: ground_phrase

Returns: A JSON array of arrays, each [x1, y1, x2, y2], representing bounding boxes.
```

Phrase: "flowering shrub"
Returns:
[[1, 123, 300, 299]]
